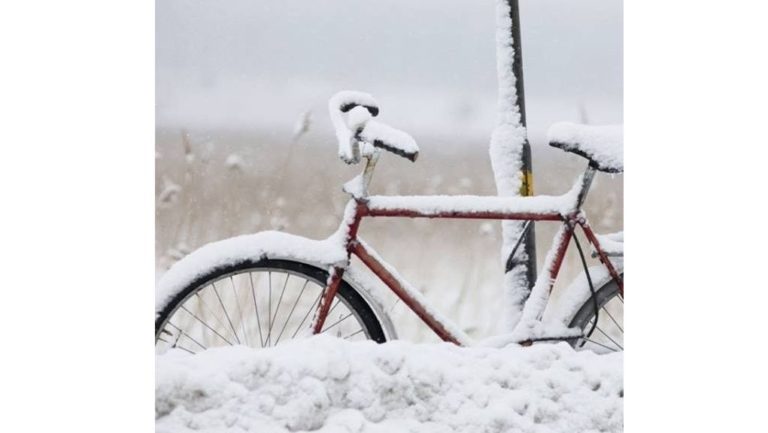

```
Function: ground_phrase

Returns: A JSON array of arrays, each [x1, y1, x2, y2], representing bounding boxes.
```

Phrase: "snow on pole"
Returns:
[[490, 0, 537, 331]]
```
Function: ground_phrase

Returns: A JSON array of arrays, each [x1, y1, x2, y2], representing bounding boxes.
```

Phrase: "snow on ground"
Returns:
[[156, 335, 622, 433]]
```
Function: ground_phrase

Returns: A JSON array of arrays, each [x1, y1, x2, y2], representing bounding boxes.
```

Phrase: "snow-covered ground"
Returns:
[[156, 335, 622, 432]]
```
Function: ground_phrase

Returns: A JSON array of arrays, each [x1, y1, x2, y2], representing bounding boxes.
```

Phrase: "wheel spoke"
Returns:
[[328, 298, 341, 316], [168, 322, 208, 351], [581, 337, 618, 352], [593, 324, 623, 350], [321, 312, 353, 333], [212, 282, 242, 344], [161, 326, 203, 354], [231, 276, 250, 346], [193, 291, 230, 333], [180, 305, 235, 346], [342, 328, 365, 340], [601, 305, 623, 333], [171, 327, 183, 346], [248, 272, 265, 347], [267, 274, 290, 345], [267, 272, 272, 346], [170, 343, 195, 355], [292, 288, 324, 339], [275, 279, 310, 345]]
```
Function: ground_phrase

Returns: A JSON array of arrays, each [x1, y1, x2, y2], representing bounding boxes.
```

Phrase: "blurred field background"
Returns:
[[156, 0, 622, 342]]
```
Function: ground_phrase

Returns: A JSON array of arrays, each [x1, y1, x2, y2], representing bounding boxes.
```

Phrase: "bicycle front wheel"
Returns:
[[568, 274, 623, 353], [155, 259, 387, 354]]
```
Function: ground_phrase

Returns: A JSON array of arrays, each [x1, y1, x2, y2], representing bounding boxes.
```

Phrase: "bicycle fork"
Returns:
[[311, 267, 345, 334], [310, 199, 367, 335]]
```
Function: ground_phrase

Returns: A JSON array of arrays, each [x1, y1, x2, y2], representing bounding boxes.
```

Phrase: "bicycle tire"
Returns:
[[155, 258, 387, 353], [567, 274, 623, 352]]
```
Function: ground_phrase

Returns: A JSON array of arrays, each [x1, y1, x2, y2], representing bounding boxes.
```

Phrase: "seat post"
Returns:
[[360, 151, 381, 197], [576, 164, 598, 208]]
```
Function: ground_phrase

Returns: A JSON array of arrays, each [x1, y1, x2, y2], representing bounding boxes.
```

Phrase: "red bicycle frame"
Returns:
[[310, 163, 623, 346]]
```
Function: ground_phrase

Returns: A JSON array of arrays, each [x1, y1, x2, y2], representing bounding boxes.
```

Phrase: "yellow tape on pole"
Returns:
[[520, 170, 534, 196]]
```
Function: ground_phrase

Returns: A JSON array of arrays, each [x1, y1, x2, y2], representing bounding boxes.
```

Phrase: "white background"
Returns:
[[1, 1, 766, 431]]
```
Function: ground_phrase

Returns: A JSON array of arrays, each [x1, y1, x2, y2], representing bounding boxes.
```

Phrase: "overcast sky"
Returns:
[[156, 0, 622, 142]]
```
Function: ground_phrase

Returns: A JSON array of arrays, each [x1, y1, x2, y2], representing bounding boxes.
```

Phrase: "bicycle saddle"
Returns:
[[547, 122, 623, 173]]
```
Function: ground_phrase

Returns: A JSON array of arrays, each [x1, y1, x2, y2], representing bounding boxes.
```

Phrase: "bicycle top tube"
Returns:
[[345, 151, 597, 222], [359, 192, 578, 221]]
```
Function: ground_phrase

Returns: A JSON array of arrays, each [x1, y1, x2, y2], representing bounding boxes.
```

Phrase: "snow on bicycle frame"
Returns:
[[311, 91, 624, 346]]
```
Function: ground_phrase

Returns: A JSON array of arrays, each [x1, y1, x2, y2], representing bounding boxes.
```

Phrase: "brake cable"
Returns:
[[504, 220, 533, 273]]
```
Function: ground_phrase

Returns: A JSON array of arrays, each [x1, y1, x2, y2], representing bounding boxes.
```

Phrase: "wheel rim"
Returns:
[[156, 266, 373, 354], [570, 281, 624, 353]]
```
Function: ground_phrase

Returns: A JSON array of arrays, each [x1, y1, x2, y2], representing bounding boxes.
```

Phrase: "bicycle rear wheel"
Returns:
[[155, 259, 387, 354], [568, 275, 623, 353]]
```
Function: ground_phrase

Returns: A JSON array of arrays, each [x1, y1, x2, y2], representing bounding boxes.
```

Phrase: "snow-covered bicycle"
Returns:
[[155, 91, 623, 354]]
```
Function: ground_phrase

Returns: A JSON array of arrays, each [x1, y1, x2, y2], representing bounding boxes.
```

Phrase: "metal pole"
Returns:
[[506, 0, 537, 291]]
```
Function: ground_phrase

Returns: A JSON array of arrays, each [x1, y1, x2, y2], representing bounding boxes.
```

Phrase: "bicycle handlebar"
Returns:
[[329, 91, 379, 164], [329, 90, 419, 165]]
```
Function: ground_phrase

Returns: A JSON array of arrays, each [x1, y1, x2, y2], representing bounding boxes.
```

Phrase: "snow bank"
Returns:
[[156, 336, 623, 433]]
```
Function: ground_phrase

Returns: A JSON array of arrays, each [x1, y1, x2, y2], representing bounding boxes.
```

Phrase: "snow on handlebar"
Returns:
[[329, 90, 419, 164], [329, 91, 379, 164], [359, 121, 419, 162]]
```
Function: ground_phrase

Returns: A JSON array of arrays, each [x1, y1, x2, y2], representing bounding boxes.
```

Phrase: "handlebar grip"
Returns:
[[360, 120, 419, 162], [330, 91, 380, 116], [340, 102, 379, 116]]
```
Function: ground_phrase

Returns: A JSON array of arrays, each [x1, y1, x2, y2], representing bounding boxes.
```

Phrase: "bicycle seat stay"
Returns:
[[547, 122, 623, 173]]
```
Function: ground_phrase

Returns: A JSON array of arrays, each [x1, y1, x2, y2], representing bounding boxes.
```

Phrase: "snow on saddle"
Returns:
[[547, 122, 623, 173]]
